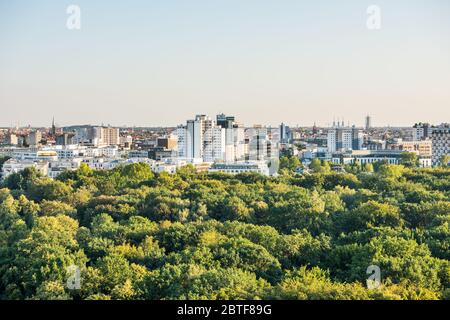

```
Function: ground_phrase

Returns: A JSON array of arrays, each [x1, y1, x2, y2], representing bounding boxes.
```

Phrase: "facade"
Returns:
[[331, 150, 432, 168], [413, 123, 432, 141], [209, 161, 270, 176], [387, 139, 432, 157], [365, 115, 372, 131], [177, 115, 225, 162], [279, 123, 290, 143], [56, 133, 75, 146], [28, 130, 42, 146], [327, 125, 362, 153], [1, 159, 49, 180], [432, 124, 450, 165]]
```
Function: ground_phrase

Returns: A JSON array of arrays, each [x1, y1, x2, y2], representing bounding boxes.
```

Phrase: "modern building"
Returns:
[[413, 123, 432, 141], [209, 161, 270, 176], [28, 130, 42, 146], [279, 123, 290, 143], [327, 123, 362, 153], [177, 115, 225, 162], [387, 139, 432, 157], [432, 124, 450, 165], [56, 133, 75, 146], [1, 159, 49, 180], [365, 115, 372, 131]]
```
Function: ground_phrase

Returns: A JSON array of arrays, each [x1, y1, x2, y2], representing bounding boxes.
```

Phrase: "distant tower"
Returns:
[[365, 115, 372, 131], [51, 117, 57, 136], [312, 122, 318, 135]]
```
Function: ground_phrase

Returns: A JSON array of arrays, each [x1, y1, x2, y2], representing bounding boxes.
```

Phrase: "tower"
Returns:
[[51, 117, 57, 136]]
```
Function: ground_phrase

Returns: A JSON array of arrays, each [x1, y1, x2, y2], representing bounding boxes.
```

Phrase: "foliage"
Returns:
[[0, 163, 449, 300]]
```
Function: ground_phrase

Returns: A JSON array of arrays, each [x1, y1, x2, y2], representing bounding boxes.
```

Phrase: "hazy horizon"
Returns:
[[1, 0, 450, 127]]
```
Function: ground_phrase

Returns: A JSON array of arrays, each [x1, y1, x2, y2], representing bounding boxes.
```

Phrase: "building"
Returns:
[[157, 136, 177, 150], [279, 123, 290, 143], [216, 113, 235, 129], [413, 123, 432, 141], [98, 127, 120, 146], [432, 124, 450, 165], [209, 161, 270, 176], [70, 126, 119, 146], [5, 133, 18, 146], [387, 139, 432, 157], [331, 150, 432, 168], [120, 135, 133, 148], [365, 115, 372, 131], [56, 133, 75, 146], [28, 130, 42, 146], [177, 115, 225, 162], [48, 158, 83, 179], [1, 159, 49, 180], [327, 124, 362, 153]]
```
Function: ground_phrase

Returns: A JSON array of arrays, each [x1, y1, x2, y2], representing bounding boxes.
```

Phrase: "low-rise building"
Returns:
[[209, 161, 270, 176]]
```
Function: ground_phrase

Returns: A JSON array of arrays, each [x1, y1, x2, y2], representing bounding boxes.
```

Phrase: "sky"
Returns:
[[1, 0, 450, 128]]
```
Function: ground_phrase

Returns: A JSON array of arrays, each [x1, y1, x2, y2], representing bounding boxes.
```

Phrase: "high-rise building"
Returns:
[[365, 115, 372, 131], [327, 123, 362, 153], [432, 124, 450, 165], [6, 133, 18, 146], [28, 130, 42, 146], [413, 123, 432, 141], [279, 123, 290, 143], [177, 115, 225, 162], [216, 113, 235, 129], [51, 117, 57, 136], [56, 133, 75, 146]]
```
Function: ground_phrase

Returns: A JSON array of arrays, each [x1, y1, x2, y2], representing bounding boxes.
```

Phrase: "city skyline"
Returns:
[[1, 0, 450, 127]]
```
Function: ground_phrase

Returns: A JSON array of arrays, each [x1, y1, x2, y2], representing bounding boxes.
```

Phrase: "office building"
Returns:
[[432, 124, 450, 165]]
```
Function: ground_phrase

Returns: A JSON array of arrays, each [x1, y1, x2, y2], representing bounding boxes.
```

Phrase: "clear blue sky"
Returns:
[[1, 0, 450, 127]]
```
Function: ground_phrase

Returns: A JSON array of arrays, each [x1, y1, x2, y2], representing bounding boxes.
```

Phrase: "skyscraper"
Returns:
[[279, 123, 290, 143], [365, 115, 372, 131], [177, 115, 226, 162], [327, 122, 362, 153], [431, 124, 450, 166]]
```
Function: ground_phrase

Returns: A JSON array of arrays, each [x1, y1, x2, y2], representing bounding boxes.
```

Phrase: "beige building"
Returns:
[[387, 139, 432, 157]]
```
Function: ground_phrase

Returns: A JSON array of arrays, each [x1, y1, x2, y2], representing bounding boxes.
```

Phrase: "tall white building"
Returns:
[[177, 115, 226, 162], [327, 123, 363, 153]]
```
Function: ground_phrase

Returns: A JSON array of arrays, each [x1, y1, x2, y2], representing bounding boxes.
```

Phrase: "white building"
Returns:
[[177, 115, 226, 163], [209, 161, 270, 176], [327, 124, 363, 153], [47, 158, 83, 179], [1, 159, 49, 180]]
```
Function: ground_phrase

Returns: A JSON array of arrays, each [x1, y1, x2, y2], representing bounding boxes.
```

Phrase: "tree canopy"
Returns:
[[0, 162, 449, 300]]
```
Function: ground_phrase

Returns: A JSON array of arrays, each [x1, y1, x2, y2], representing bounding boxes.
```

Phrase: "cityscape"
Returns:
[[1, 0, 450, 308], [0, 116, 449, 180]]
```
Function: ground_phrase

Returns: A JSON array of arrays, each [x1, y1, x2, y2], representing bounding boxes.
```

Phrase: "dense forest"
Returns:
[[0, 157, 449, 300]]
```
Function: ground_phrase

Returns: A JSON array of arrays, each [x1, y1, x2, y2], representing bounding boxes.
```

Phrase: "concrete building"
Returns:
[[56, 133, 75, 146], [387, 139, 432, 157], [28, 130, 42, 146], [1, 159, 49, 180], [327, 124, 362, 153], [413, 123, 432, 141], [432, 124, 450, 165], [365, 115, 372, 131], [209, 161, 270, 176], [177, 115, 225, 162], [279, 123, 290, 143]]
